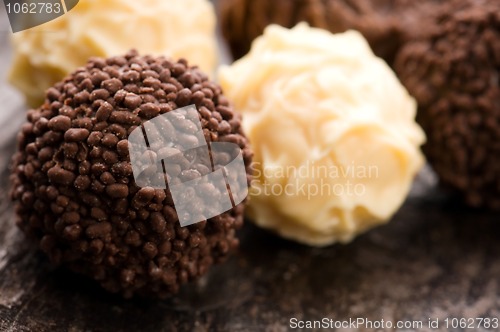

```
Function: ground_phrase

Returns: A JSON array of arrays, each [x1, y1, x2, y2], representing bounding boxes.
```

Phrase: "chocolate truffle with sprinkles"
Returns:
[[10, 50, 253, 298], [395, 0, 500, 209]]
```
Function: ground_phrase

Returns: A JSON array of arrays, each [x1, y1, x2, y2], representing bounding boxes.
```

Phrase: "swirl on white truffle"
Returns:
[[219, 23, 426, 246]]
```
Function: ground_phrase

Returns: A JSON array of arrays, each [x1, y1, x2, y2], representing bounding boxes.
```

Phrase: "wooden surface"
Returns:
[[1, 7, 500, 332]]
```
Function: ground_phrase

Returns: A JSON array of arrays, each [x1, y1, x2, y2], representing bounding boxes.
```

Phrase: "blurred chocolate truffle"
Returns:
[[395, 0, 500, 209], [219, 0, 442, 64], [10, 51, 252, 298]]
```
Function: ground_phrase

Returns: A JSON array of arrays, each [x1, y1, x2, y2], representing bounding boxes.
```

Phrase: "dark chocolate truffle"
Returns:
[[219, 0, 442, 65], [10, 50, 253, 298], [395, 0, 500, 209]]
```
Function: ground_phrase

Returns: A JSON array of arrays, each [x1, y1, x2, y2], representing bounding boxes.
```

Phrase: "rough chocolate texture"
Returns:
[[395, 1, 500, 210], [219, 0, 442, 64], [10, 50, 253, 298]]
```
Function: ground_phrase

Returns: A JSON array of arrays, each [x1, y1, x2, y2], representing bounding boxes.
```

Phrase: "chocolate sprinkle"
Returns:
[[395, 0, 500, 210], [10, 50, 253, 298]]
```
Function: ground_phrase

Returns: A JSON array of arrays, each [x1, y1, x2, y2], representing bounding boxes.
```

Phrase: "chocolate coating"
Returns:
[[219, 0, 442, 64], [395, 0, 500, 209], [10, 50, 253, 298]]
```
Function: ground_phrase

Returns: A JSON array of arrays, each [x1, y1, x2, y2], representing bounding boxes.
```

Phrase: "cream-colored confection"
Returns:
[[10, 0, 218, 107], [219, 23, 426, 246]]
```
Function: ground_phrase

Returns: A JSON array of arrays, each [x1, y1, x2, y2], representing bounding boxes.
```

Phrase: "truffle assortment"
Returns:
[[221, 0, 500, 210], [6, 0, 500, 302], [395, 0, 500, 210], [10, 51, 252, 298]]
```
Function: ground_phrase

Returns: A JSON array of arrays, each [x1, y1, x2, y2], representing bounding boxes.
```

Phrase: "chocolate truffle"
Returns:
[[219, 24, 425, 246], [219, 0, 442, 64], [10, 51, 253, 298], [395, 1, 500, 210], [10, 0, 218, 107]]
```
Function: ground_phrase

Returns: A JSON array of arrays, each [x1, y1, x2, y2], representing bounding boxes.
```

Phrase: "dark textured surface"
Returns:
[[2, 6, 500, 332], [2, 130, 500, 332]]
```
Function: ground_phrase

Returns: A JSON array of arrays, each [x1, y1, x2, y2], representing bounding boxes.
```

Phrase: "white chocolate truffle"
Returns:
[[9, 0, 218, 107], [219, 23, 426, 246]]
